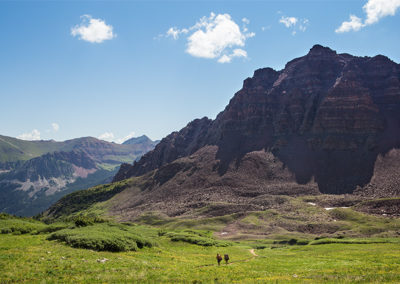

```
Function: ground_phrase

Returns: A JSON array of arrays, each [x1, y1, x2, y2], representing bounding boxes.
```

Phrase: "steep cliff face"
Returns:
[[114, 45, 400, 195], [3, 150, 96, 182], [113, 117, 212, 181]]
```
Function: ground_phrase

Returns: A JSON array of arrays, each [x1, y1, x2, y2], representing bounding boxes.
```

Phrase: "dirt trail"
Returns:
[[197, 249, 259, 268], [249, 249, 258, 257]]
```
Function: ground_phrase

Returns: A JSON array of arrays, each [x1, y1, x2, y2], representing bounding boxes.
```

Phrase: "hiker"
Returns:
[[224, 254, 229, 264], [216, 253, 222, 265]]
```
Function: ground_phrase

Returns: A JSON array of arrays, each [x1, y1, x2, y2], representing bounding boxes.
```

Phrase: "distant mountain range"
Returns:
[[0, 135, 158, 216], [123, 135, 160, 147]]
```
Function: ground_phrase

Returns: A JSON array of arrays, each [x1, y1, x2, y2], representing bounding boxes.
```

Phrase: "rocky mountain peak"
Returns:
[[123, 135, 152, 145], [114, 45, 400, 195], [307, 44, 337, 57]]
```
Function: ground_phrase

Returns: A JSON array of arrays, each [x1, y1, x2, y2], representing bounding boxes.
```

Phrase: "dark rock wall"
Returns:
[[114, 45, 400, 194]]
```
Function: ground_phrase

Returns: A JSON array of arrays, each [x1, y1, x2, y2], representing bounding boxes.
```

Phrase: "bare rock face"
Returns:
[[115, 45, 400, 195], [110, 146, 319, 218], [113, 117, 212, 181]]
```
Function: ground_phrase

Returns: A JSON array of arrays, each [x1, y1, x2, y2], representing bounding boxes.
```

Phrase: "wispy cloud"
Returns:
[[98, 131, 136, 144], [98, 132, 115, 142], [51, 123, 59, 132], [71, 15, 115, 43], [279, 16, 309, 35], [279, 16, 298, 28], [336, 0, 400, 33], [261, 25, 271, 32], [166, 27, 189, 40], [115, 132, 136, 144], [163, 12, 255, 63], [17, 129, 41, 141], [217, 49, 247, 63]]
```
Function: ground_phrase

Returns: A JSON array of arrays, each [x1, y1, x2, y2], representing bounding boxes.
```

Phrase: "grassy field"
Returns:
[[1, 221, 399, 283]]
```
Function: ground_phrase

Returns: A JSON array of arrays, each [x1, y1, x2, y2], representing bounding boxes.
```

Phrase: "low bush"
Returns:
[[47, 223, 156, 252], [296, 240, 310, 245], [0, 215, 47, 234], [161, 231, 230, 247], [69, 215, 106, 227], [309, 238, 390, 245], [40, 222, 71, 233], [0, 213, 70, 235], [273, 238, 309, 246]]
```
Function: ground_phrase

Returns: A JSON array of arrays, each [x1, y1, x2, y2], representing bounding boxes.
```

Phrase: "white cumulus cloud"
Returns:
[[163, 12, 254, 63], [364, 0, 400, 24], [279, 16, 309, 35], [71, 15, 115, 43], [51, 123, 59, 132], [279, 16, 298, 28], [17, 129, 41, 141], [335, 15, 364, 33], [336, 0, 400, 33]]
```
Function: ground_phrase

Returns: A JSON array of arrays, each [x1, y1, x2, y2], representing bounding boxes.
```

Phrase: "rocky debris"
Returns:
[[97, 258, 109, 263], [354, 149, 400, 198], [109, 146, 319, 218], [353, 198, 400, 216], [114, 45, 400, 196]]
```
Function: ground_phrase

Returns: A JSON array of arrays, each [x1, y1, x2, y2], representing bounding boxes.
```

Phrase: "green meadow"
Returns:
[[0, 214, 399, 283]]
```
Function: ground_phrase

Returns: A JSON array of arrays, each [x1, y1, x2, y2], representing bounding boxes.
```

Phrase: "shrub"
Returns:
[[0, 216, 47, 235], [67, 215, 106, 227], [40, 222, 71, 233], [162, 231, 230, 247], [273, 238, 309, 246], [47, 223, 156, 252], [309, 238, 390, 245], [0, 214, 70, 235], [296, 240, 309, 245]]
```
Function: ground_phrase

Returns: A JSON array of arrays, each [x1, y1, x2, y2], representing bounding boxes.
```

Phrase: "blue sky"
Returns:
[[1, 0, 399, 142]]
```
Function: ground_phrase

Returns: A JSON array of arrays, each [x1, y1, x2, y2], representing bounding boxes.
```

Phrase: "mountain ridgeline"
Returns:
[[114, 45, 400, 195], [0, 135, 158, 216]]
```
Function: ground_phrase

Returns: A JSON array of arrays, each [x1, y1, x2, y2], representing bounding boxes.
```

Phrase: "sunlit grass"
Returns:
[[1, 232, 399, 283]]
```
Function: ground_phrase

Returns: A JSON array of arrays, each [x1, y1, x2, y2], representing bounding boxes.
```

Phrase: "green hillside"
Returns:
[[0, 134, 158, 216], [0, 135, 150, 166], [42, 178, 400, 241], [0, 135, 63, 164], [1, 213, 399, 283]]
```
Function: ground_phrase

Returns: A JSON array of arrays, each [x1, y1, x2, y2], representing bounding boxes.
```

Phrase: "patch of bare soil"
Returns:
[[249, 249, 258, 256]]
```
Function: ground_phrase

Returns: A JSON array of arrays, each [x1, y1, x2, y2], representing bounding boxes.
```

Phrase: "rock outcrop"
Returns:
[[114, 45, 400, 195]]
